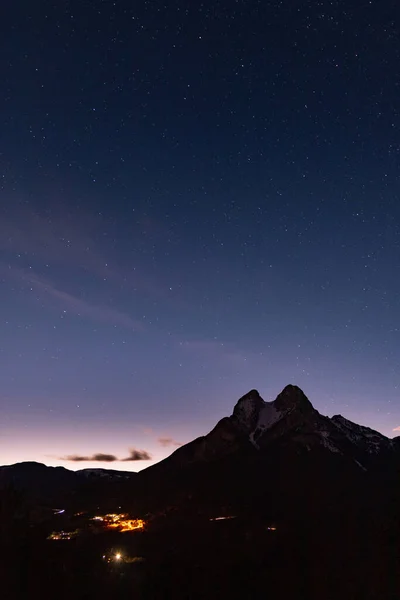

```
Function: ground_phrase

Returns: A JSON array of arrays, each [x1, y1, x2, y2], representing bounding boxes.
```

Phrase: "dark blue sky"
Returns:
[[1, 0, 399, 470]]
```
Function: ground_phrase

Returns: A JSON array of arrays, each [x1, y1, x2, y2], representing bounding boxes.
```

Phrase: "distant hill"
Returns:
[[0, 461, 137, 509]]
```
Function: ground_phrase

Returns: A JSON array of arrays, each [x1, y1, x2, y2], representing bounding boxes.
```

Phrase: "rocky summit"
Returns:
[[143, 384, 398, 477]]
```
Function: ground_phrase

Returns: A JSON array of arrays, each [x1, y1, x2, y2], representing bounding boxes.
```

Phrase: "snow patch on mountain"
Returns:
[[250, 402, 283, 447], [77, 468, 133, 480], [258, 402, 282, 429], [225, 386, 396, 460], [331, 415, 389, 454], [354, 459, 367, 471], [319, 431, 341, 454]]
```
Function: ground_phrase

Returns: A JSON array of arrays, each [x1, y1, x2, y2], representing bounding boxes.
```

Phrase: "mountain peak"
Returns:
[[231, 385, 314, 435], [331, 414, 348, 423], [274, 384, 313, 414], [232, 389, 265, 432]]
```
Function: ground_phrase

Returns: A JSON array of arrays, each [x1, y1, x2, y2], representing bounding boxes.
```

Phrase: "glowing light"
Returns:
[[115, 518, 145, 532], [115, 553, 122, 561], [92, 513, 145, 532], [47, 529, 78, 540]]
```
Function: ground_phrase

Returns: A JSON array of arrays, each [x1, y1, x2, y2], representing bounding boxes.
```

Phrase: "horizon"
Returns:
[[2, 383, 399, 472]]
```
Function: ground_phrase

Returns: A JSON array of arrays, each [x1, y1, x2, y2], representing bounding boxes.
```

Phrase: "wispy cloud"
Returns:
[[33, 276, 144, 331], [142, 427, 156, 436], [0, 205, 169, 299], [158, 437, 182, 448], [393, 426, 400, 432], [179, 339, 250, 366], [61, 453, 118, 462], [2, 264, 144, 331], [0, 207, 108, 276], [121, 448, 152, 461], [142, 429, 182, 448]]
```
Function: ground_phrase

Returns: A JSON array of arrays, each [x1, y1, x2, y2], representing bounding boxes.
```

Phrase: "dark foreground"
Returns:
[[1, 512, 399, 600]]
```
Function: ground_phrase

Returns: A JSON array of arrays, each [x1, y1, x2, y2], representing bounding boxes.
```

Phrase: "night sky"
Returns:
[[1, 0, 399, 471]]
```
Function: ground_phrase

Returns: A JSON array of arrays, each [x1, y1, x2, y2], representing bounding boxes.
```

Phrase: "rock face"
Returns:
[[232, 389, 266, 432]]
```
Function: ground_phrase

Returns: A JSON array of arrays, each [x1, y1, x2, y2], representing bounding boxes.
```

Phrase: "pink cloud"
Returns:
[[61, 453, 118, 462], [121, 448, 152, 461], [60, 448, 152, 462], [158, 437, 182, 448], [142, 427, 156, 436], [393, 426, 400, 432]]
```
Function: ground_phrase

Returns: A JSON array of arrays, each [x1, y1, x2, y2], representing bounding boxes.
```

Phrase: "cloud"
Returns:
[[179, 339, 250, 366], [0, 205, 170, 299], [158, 437, 182, 448], [121, 448, 152, 461], [0, 207, 109, 277], [2, 265, 144, 332], [393, 426, 400, 432], [142, 427, 156, 436], [61, 453, 118, 462], [37, 279, 144, 331], [61, 447, 152, 462]]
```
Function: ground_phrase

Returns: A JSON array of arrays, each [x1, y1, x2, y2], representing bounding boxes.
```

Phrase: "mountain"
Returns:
[[136, 385, 400, 520], [143, 384, 398, 475], [77, 468, 136, 480], [0, 461, 137, 509], [2, 387, 399, 600], [0, 461, 79, 497], [2, 385, 399, 517]]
